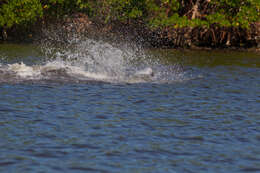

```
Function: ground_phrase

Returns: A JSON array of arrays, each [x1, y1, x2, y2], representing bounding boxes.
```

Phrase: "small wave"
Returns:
[[0, 62, 188, 84]]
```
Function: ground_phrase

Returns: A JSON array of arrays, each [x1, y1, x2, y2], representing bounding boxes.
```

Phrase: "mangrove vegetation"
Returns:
[[0, 0, 260, 48]]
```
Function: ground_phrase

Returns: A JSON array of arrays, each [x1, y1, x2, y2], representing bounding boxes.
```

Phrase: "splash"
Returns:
[[0, 38, 188, 84]]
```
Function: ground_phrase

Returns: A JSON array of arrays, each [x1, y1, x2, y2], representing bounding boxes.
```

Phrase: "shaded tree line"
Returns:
[[0, 0, 259, 48]]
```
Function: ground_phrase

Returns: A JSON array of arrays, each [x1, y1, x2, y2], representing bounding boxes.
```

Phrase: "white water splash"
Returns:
[[0, 38, 187, 84], [8, 62, 39, 78]]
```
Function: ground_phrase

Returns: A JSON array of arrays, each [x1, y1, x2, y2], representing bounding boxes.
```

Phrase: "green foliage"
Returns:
[[41, 0, 93, 18], [0, 0, 43, 28], [0, 0, 259, 30], [210, 0, 260, 28], [144, 0, 260, 29], [206, 12, 231, 27], [0, 0, 93, 29], [145, 0, 182, 28], [93, 0, 146, 22]]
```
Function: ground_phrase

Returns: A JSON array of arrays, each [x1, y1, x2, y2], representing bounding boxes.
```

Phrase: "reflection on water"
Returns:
[[0, 44, 260, 172]]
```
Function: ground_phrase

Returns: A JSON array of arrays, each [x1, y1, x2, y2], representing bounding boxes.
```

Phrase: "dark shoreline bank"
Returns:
[[1, 13, 260, 52]]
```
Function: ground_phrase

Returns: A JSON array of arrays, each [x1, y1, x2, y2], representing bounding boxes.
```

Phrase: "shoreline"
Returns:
[[0, 40, 259, 53], [1, 13, 259, 52]]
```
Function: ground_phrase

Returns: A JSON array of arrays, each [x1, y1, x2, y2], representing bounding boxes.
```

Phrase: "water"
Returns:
[[0, 41, 260, 173]]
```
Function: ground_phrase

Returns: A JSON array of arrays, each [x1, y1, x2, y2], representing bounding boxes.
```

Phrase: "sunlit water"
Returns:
[[0, 41, 260, 173]]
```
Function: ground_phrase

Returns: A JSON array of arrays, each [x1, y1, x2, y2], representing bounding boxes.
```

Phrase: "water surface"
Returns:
[[0, 43, 260, 173]]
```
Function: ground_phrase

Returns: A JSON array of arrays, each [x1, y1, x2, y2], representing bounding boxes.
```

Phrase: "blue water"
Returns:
[[0, 45, 260, 172]]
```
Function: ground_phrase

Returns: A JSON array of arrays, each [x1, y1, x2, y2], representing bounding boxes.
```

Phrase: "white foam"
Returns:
[[134, 67, 153, 76], [0, 38, 188, 83], [8, 62, 40, 78]]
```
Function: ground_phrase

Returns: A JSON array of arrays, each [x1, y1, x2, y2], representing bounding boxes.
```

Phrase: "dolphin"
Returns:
[[127, 67, 154, 83]]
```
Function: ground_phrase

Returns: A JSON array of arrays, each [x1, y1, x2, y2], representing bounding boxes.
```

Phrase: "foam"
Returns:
[[8, 62, 40, 79], [0, 39, 188, 84]]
